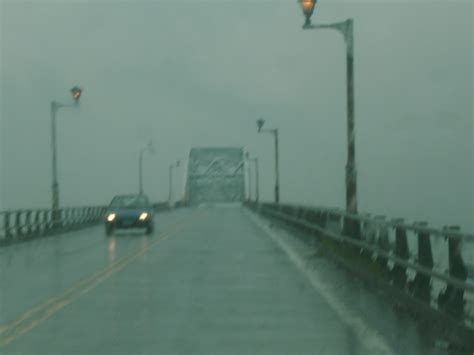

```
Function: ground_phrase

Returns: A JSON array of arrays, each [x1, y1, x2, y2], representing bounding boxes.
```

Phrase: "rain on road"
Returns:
[[0, 206, 438, 354]]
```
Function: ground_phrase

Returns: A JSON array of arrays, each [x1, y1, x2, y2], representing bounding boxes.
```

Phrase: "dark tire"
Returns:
[[105, 225, 114, 237], [145, 224, 154, 235]]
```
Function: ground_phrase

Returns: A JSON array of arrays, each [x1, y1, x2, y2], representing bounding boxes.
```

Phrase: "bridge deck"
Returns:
[[1, 206, 435, 354]]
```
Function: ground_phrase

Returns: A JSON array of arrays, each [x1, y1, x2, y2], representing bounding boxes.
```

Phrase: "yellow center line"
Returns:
[[0, 212, 205, 347], [0, 218, 185, 335]]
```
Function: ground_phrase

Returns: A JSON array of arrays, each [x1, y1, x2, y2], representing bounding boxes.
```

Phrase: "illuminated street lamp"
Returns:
[[256, 118, 279, 204], [299, 0, 317, 27], [50, 86, 83, 224], [70, 86, 82, 102]]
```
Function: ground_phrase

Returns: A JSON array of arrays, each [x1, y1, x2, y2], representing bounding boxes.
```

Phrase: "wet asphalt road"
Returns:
[[0, 206, 438, 354]]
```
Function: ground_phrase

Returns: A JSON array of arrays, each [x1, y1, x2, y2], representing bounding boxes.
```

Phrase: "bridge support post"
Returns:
[[391, 219, 408, 289], [438, 226, 467, 317], [409, 222, 433, 302]]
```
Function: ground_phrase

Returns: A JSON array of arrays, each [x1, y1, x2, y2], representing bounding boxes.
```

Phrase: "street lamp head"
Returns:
[[257, 117, 265, 132], [70, 86, 82, 102], [299, 0, 317, 26]]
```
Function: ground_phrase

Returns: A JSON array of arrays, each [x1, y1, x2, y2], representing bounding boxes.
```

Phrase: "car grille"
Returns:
[[118, 217, 137, 227]]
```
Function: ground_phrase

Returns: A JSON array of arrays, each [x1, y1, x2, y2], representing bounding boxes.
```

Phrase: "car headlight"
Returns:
[[139, 212, 149, 221], [107, 213, 116, 222]]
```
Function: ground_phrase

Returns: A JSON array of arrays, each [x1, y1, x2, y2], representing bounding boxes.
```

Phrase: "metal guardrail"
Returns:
[[152, 202, 173, 211], [0, 202, 179, 246], [245, 202, 474, 327], [0, 206, 108, 246]]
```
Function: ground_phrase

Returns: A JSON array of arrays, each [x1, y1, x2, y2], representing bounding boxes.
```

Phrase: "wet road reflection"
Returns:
[[107, 237, 116, 264], [0, 207, 446, 354]]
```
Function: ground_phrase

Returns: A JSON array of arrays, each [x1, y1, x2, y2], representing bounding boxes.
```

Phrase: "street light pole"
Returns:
[[246, 153, 252, 201], [138, 140, 153, 196], [274, 129, 280, 204], [168, 164, 173, 204], [247, 155, 260, 203], [302, 18, 357, 214], [254, 157, 260, 203], [257, 118, 280, 204], [139, 149, 144, 195], [50, 86, 82, 222], [51, 101, 59, 216]]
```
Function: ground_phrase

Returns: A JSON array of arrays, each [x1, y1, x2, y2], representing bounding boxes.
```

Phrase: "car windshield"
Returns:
[[109, 195, 148, 209]]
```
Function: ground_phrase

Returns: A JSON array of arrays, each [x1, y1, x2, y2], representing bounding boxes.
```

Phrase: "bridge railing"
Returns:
[[153, 202, 172, 211], [0, 206, 107, 246], [246, 202, 474, 331], [0, 201, 181, 246]]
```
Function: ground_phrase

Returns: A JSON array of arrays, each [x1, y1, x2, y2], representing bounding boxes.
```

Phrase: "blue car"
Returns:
[[105, 194, 154, 236]]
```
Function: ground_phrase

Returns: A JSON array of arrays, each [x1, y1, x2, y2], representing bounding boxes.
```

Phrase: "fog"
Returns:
[[1, 0, 472, 232]]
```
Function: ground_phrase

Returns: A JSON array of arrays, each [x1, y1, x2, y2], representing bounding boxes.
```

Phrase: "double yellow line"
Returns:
[[0, 214, 198, 348]]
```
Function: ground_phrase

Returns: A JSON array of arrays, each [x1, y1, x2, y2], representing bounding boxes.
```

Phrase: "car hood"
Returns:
[[106, 209, 149, 218]]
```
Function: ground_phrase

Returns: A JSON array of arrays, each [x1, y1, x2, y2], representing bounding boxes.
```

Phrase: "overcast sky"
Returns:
[[1, 0, 473, 232]]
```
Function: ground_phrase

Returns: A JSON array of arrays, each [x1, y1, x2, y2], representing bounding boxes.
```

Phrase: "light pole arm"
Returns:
[[258, 128, 278, 135], [303, 19, 353, 55], [52, 100, 78, 112]]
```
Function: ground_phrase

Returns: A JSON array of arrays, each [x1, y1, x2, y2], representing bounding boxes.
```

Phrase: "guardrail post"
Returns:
[[15, 211, 23, 238], [78, 208, 84, 224], [62, 208, 67, 228], [25, 210, 33, 237], [70, 208, 76, 227], [391, 218, 409, 289], [374, 216, 390, 276], [343, 215, 361, 240], [52, 209, 61, 229], [88, 207, 93, 223], [34, 211, 41, 236], [4, 212, 12, 241], [45, 210, 52, 231], [359, 213, 373, 259], [438, 226, 467, 318], [408, 221, 433, 302], [38, 210, 44, 235], [57, 209, 64, 229]]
